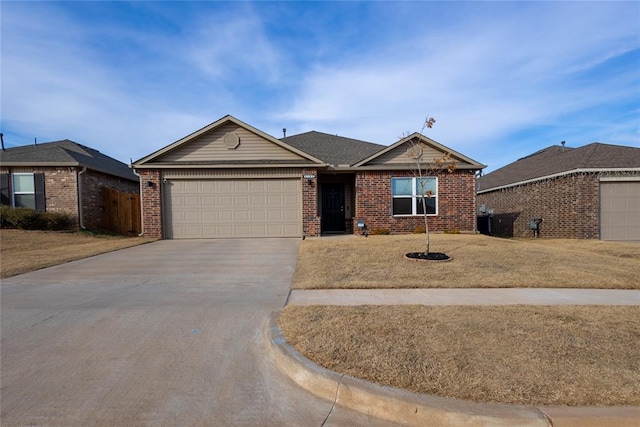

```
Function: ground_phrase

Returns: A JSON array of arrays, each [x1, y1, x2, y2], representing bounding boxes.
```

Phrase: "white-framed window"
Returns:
[[12, 173, 37, 209], [391, 177, 438, 216]]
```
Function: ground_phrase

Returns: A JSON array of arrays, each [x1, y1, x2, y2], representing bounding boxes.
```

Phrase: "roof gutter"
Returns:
[[131, 163, 328, 169], [77, 167, 87, 229], [1, 162, 137, 182], [478, 167, 640, 194], [131, 167, 145, 237]]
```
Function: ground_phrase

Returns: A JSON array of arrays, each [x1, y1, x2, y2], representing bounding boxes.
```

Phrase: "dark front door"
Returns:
[[321, 183, 345, 233]]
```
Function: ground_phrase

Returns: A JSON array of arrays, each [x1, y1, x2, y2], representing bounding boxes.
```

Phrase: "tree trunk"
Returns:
[[422, 196, 430, 255]]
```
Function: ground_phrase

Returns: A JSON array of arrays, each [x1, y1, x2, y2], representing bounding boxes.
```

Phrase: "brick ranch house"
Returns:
[[0, 139, 139, 229], [133, 115, 485, 239], [477, 142, 640, 241]]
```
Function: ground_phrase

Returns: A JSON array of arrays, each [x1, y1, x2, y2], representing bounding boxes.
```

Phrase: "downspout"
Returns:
[[77, 167, 87, 229], [131, 167, 145, 237]]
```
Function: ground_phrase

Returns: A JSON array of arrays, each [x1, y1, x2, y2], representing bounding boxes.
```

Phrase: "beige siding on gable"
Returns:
[[367, 142, 445, 165], [158, 123, 304, 162]]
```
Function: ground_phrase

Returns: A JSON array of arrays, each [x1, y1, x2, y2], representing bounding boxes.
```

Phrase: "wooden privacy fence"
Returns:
[[101, 187, 141, 236]]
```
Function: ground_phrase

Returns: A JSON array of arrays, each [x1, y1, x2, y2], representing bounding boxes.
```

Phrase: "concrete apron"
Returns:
[[266, 315, 640, 427], [1, 239, 395, 426]]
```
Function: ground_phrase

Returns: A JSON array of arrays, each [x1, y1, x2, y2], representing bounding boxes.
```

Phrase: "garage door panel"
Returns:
[[251, 195, 266, 204], [235, 211, 250, 221], [283, 209, 299, 220], [166, 178, 301, 238], [201, 196, 216, 205], [183, 182, 200, 191], [267, 210, 282, 220], [218, 210, 233, 221], [184, 196, 200, 206], [600, 182, 640, 241], [201, 211, 217, 221], [283, 194, 299, 205]]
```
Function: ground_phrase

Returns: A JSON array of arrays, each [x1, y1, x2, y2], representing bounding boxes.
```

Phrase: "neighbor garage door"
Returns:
[[165, 179, 301, 238], [600, 181, 640, 241]]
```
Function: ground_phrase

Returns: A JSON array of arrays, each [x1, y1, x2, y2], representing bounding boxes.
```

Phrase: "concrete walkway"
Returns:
[[287, 288, 640, 306]]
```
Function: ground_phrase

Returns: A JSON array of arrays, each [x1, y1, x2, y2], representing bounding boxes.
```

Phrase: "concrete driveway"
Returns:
[[1, 239, 394, 426]]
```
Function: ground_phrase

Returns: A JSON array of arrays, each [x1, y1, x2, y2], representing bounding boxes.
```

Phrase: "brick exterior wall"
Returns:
[[1, 166, 138, 229], [354, 169, 478, 234], [476, 171, 640, 239], [44, 168, 80, 224], [137, 167, 478, 239], [302, 168, 319, 237], [139, 169, 163, 238]]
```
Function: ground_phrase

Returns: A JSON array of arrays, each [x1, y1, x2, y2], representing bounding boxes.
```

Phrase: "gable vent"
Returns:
[[223, 132, 240, 150]]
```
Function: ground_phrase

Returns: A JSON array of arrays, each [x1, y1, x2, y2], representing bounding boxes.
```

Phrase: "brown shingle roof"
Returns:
[[0, 139, 138, 181], [477, 143, 640, 192], [281, 131, 385, 166]]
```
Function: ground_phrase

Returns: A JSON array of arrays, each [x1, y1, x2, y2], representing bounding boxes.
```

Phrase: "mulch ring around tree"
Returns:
[[405, 252, 452, 262]]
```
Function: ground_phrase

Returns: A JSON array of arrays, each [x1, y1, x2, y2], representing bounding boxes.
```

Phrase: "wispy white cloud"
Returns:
[[271, 1, 639, 167], [1, 1, 638, 171]]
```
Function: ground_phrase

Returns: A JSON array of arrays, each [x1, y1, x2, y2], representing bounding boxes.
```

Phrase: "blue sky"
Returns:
[[1, 1, 639, 172]]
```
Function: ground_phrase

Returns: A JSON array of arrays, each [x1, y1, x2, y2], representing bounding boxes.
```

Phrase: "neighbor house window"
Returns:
[[391, 177, 437, 216], [11, 173, 45, 211]]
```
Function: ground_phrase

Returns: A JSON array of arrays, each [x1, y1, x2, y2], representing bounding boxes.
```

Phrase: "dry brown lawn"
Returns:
[[0, 229, 156, 278], [280, 305, 640, 406], [293, 234, 640, 289]]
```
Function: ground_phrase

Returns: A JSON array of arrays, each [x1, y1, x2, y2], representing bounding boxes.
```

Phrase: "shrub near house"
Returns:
[[0, 206, 72, 230]]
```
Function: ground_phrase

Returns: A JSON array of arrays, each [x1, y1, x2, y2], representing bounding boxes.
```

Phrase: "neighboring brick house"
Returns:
[[133, 115, 485, 239], [0, 139, 139, 229], [477, 143, 640, 241]]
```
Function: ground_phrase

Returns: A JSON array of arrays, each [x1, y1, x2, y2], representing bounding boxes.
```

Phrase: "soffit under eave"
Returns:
[[0, 161, 79, 167], [133, 115, 325, 166], [1, 161, 138, 181]]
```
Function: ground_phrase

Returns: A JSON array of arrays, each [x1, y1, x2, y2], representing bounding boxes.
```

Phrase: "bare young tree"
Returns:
[[405, 117, 456, 255]]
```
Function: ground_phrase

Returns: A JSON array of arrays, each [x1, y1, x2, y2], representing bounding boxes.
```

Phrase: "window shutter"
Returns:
[[0, 174, 9, 206], [34, 173, 46, 211]]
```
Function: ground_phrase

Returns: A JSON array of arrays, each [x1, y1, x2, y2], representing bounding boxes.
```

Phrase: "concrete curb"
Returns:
[[265, 314, 640, 427]]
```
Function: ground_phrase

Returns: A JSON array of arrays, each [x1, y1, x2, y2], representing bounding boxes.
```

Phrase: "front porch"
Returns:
[[304, 172, 358, 237]]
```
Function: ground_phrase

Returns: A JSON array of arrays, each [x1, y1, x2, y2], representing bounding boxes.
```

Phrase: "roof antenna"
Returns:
[[560, 141, 566, 152], [0, 133, 4, 151], [282, 128, 287, 138], [34, 137, 38, 146]]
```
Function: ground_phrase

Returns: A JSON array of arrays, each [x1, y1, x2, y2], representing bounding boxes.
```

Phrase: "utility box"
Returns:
[[529, 218, 543, 237]]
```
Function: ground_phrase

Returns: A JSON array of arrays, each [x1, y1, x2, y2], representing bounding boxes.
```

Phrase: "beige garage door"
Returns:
[[600, 181, 640, 241], [165, 179, 301, 239]]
